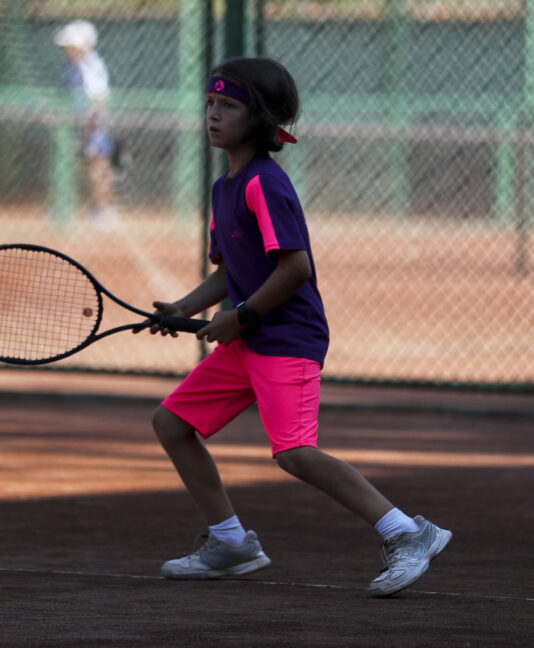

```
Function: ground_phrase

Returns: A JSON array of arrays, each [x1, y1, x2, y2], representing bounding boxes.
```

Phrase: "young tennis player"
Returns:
[[146, 57, 451, 596], [54, 20, 116, 225]]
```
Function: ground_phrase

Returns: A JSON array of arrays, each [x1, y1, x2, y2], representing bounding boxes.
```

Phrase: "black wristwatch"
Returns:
[[236, 301, 261, 330]]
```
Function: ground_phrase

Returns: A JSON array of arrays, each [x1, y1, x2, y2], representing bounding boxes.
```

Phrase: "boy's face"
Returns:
[[206, 93, 251, 151]]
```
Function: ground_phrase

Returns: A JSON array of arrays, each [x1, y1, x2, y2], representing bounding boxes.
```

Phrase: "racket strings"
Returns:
[[0, 248, 100, 361]]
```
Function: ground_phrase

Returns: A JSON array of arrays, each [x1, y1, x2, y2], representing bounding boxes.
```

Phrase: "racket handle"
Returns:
[[157, 315, 210, 333]]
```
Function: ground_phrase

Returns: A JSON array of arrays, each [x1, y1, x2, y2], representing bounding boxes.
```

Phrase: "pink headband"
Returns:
[[207, 75, 297, 144]]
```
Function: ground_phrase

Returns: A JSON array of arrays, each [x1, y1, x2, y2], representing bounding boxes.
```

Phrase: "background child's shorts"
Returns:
[[162, 338, 321, 456], [85, 128, 113, 158]]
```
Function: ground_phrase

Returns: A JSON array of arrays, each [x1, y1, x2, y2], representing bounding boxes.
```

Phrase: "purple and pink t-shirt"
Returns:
[[209, 154, 329, 365]]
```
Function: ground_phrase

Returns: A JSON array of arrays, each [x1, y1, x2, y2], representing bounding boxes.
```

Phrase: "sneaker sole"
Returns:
[[369, 528, 452, 598], [161, 553, 272, 580]]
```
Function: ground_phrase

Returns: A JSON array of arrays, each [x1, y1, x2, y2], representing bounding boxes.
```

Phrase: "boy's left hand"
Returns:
[[196, 309, 242, 345]]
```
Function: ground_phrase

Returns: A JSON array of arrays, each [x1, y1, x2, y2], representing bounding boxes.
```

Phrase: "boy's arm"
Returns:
[[245, 249, 311, 317], [198, 250, 311, 345], [170, 261, 229, 317], [140, 262, 228, 337]]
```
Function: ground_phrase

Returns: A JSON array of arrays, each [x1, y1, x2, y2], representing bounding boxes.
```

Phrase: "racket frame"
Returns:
[[0, 243, 208, 365]]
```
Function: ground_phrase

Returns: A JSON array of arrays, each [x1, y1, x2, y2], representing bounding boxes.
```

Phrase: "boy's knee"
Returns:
[[152, 405, 192, 447], [275, 446, 312, 479], [152, 404, 168, 432]]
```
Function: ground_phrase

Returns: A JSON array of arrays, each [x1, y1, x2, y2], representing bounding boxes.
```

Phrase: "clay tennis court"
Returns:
[[3, 206, 534, 383], [0, 371, 532, 647]]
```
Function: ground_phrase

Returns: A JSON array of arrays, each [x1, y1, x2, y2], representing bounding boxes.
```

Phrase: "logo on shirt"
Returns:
[[231, 229, 243, 238]]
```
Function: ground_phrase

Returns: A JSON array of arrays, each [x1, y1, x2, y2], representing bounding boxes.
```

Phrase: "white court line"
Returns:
[[113, 223, 187, 299], [0, 566, 158, 580], [0, 567, 532, 602]]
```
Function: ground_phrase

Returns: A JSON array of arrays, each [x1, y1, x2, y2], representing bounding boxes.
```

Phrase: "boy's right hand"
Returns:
[[132, 301, 184, 337], [151, 301, 187, 337]]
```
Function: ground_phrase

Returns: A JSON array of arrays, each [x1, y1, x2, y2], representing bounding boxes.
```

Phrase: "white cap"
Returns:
[[54, 20, 98, 51]]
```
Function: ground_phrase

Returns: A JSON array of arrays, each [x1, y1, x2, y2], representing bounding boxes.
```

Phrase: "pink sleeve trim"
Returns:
[[209, 207, 222, 263], [246, 175, 280, 253]]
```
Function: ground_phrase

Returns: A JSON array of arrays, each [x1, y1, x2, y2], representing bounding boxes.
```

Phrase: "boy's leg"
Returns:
[[152, 405, 235, 525], [250, 352, 393, 525], [275, 446, 392, 525], [152, 405, 271, 580], [88, 155, 116, 218], [154, 341, 256, 525], [251, 351, 451, 595], [275, 446, 451, 596], [153, 342, 272, 579]]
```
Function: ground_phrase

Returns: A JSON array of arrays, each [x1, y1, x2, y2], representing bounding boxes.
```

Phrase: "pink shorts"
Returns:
[[161, 338, 321, 456]]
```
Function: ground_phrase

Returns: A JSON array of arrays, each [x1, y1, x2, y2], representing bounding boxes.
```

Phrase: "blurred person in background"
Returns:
[[54, 20, 117, 226]]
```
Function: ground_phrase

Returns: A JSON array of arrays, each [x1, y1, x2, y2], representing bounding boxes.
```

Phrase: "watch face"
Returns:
[[238, 304, 260, 329]]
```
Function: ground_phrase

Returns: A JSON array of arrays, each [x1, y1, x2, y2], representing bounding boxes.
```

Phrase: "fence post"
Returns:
[[1, 0, 24, 201], [253, 0, 265, 56], [50, 122, 77, 227], [201, 0, 215, 283], [174, 0, 204, 229], [217, 0, 246, 312], [513, 0, 534, 273], [385, 0, 410, 219], [225, 0, 245, 58], [494, 109, 517, 224], [515, 129, 529, 275], [200, 0, 215, 360]]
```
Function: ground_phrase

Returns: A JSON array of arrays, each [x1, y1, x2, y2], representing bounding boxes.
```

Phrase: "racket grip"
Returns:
[[157, 315, 210, 333]]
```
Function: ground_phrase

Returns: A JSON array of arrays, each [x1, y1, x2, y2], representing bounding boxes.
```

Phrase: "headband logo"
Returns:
[[215, 80, 224, 92]]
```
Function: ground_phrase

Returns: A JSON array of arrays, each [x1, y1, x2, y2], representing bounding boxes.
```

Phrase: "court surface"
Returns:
[[0, 371, 532, 647]]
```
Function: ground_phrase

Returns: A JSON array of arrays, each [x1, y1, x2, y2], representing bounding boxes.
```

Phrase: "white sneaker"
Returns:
[[161, 530, 271, 580], [369, 515, 452, 597]]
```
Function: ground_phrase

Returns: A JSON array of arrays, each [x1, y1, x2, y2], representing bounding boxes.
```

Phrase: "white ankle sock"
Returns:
[[209, 515, 247, 546], [374, 508, 420, 541]]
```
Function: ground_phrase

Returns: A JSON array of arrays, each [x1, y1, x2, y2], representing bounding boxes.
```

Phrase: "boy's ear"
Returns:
[[244, 114, 260, 143], [247, 111, 260, 130], [247, 114, 279, 148]]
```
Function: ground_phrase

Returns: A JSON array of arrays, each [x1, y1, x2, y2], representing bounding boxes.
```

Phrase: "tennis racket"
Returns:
[[0, 243, 209, 366]]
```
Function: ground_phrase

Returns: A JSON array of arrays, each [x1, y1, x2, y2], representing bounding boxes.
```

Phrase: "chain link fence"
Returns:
[[1, 0, 534, 387]]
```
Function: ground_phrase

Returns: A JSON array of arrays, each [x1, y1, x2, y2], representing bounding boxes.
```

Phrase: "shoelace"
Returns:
[[378, 534, 407, 572], [180, 531, 213, 558]]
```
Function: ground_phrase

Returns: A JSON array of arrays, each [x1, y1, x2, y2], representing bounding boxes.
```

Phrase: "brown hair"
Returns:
[[210, 57, 300, 153]]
